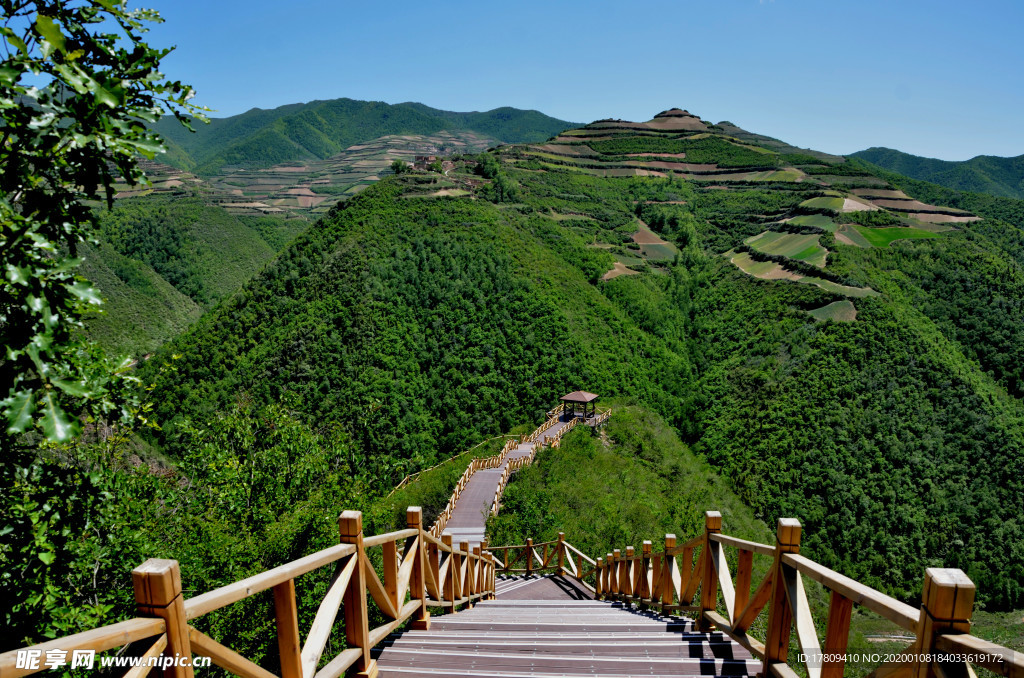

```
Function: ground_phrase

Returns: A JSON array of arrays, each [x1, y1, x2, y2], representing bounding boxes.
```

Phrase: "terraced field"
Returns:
[[131, 130, 498, 218], [800, 196, 846, 212], [808, 300, 858, 322], [787, 214, 837, 231], [745, 231, 828, 267], [728, 250, 877, 297], [632, 221, 679, 261], [852, 225, 939, 247]]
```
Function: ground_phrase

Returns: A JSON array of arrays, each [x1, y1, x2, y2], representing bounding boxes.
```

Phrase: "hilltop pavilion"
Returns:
[[560, 390, 599, 420]]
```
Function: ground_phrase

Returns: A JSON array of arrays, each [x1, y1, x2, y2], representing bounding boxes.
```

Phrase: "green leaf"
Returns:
[[68, 281, 102, 305], [5, 32, 29, 56], [94, 85, 119, 109], [39, 392, 79, 442], [38, 552, 55, 565], [4, 390, 35, 434], [35, 16, 66, 54], [52, 379, 90, 398], [0, 65, 18, 87]]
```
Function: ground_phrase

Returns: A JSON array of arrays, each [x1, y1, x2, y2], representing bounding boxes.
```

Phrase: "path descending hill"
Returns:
[[443, 416, 573, 546]]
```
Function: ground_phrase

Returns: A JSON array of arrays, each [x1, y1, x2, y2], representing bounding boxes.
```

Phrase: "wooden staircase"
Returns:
[[375, 577, 757, 677]]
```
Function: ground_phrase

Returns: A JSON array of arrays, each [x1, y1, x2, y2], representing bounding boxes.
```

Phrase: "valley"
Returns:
[[10, 103, 1024, 669]]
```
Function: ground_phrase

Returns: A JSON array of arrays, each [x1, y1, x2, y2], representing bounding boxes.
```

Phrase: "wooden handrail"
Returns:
[[0, 506, 495, 678], [583, 510, 1021, 678]]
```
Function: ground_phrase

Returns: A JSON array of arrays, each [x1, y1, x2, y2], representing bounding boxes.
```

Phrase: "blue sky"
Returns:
[[146, 0, 1024, 160]]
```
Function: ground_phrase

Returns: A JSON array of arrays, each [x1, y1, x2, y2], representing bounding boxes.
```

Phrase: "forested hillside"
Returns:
[[81, 192, 306, 355], [16, 108, 1024, 655], [154, 98, 575, 174], [853, 146, 1024, 199], [140, 109, 1024, 613]]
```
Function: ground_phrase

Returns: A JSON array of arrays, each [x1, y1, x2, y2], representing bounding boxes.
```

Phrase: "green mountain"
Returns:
[[852, 146, 1024, 199], [142, 108, 1024, 611], [84, 192, 307, 355], [154, 98, 576, 175]]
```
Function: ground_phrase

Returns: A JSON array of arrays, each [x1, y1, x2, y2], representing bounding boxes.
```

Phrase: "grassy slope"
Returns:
[[87, 194, 309, 357], [853, 147, 1024, 200], [79, 242, 203, 355], [98, 193, 277, 308]]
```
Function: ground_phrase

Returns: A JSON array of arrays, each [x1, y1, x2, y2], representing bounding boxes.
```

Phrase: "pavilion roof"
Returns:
[[560, 391, 599, 403]]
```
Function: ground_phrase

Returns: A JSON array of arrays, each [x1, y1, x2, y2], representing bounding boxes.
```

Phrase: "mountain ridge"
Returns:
[[154, 98, 577, 175], [852, 146, 1024, 199]]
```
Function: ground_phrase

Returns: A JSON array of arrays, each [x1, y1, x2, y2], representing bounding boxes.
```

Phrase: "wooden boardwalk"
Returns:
[[442, 416, 574, 546], [375, 579, 757, 677]]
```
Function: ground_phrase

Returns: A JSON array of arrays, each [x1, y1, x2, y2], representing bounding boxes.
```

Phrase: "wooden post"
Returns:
[[762, 518, 801, 678], [662, 534, 676, 608], [383, 537, 399, 616], [473, 545, 482, 598], [699, 511, 722, 631], [461, 541, 473, 608], [611, 550, 620, 597], [338, 511, 377, 678], [734, 548, 753, 623], [595, 558, 604, 598], [822, 591, 853, 678], [526, 538, 533, 577], [132, 559, 194, 678], [442, 533, 457, 610], [272, 580, 302, 678], [912, 568, 975, 678], [407, 507, 430, 630], [557, 532, 566, 575], [624, 546, 635, 599], [641, 541, 652, 607]]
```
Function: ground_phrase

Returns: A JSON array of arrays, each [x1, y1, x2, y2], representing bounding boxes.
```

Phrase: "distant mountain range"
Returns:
[[852, 147, 1024, 200], [154, 98, 576, 175]]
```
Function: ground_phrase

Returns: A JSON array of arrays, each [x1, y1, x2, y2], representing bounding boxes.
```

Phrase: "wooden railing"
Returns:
[[591, 511, 1024, 678], [490, 533, 599, 591], [388, 434, 519, 497], [428, 438, 519, 538], [0, 507, 496, 678], [545, 402, 567, 417]]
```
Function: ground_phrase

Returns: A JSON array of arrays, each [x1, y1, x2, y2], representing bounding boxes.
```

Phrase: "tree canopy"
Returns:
[[0, 0, 204, 443]]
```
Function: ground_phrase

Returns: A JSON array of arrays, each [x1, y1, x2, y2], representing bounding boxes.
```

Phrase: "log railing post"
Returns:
[[595, 558, 604, 598], [442, 533, 457, 610], [132, 559, 193, 678], [472, 545, 482, 598], [641, 541, 652, 607], [822, 591, 853, 678], [762, 517, 802, 678], [662, 534, 676, 608], [383, 536, 399, 616], [407, 507, 430, 630], [912, 568, 976, 678], [460, 541, 473, 608], [272, 579, 302, 678], [611, 550, 620, 598], [526, 538, 533, 577], [624, 546, 635, 600], [338, 511, 377, 678], [734, 548, 753, 624], [557, 532, 566, 575], [699, 511, 722, 630]]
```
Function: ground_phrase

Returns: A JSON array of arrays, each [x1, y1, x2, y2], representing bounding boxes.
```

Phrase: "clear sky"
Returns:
[[145, 0, 1024, 161]]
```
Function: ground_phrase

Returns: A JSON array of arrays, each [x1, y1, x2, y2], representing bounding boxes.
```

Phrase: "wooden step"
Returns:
[[376, 594, 757, 677]]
